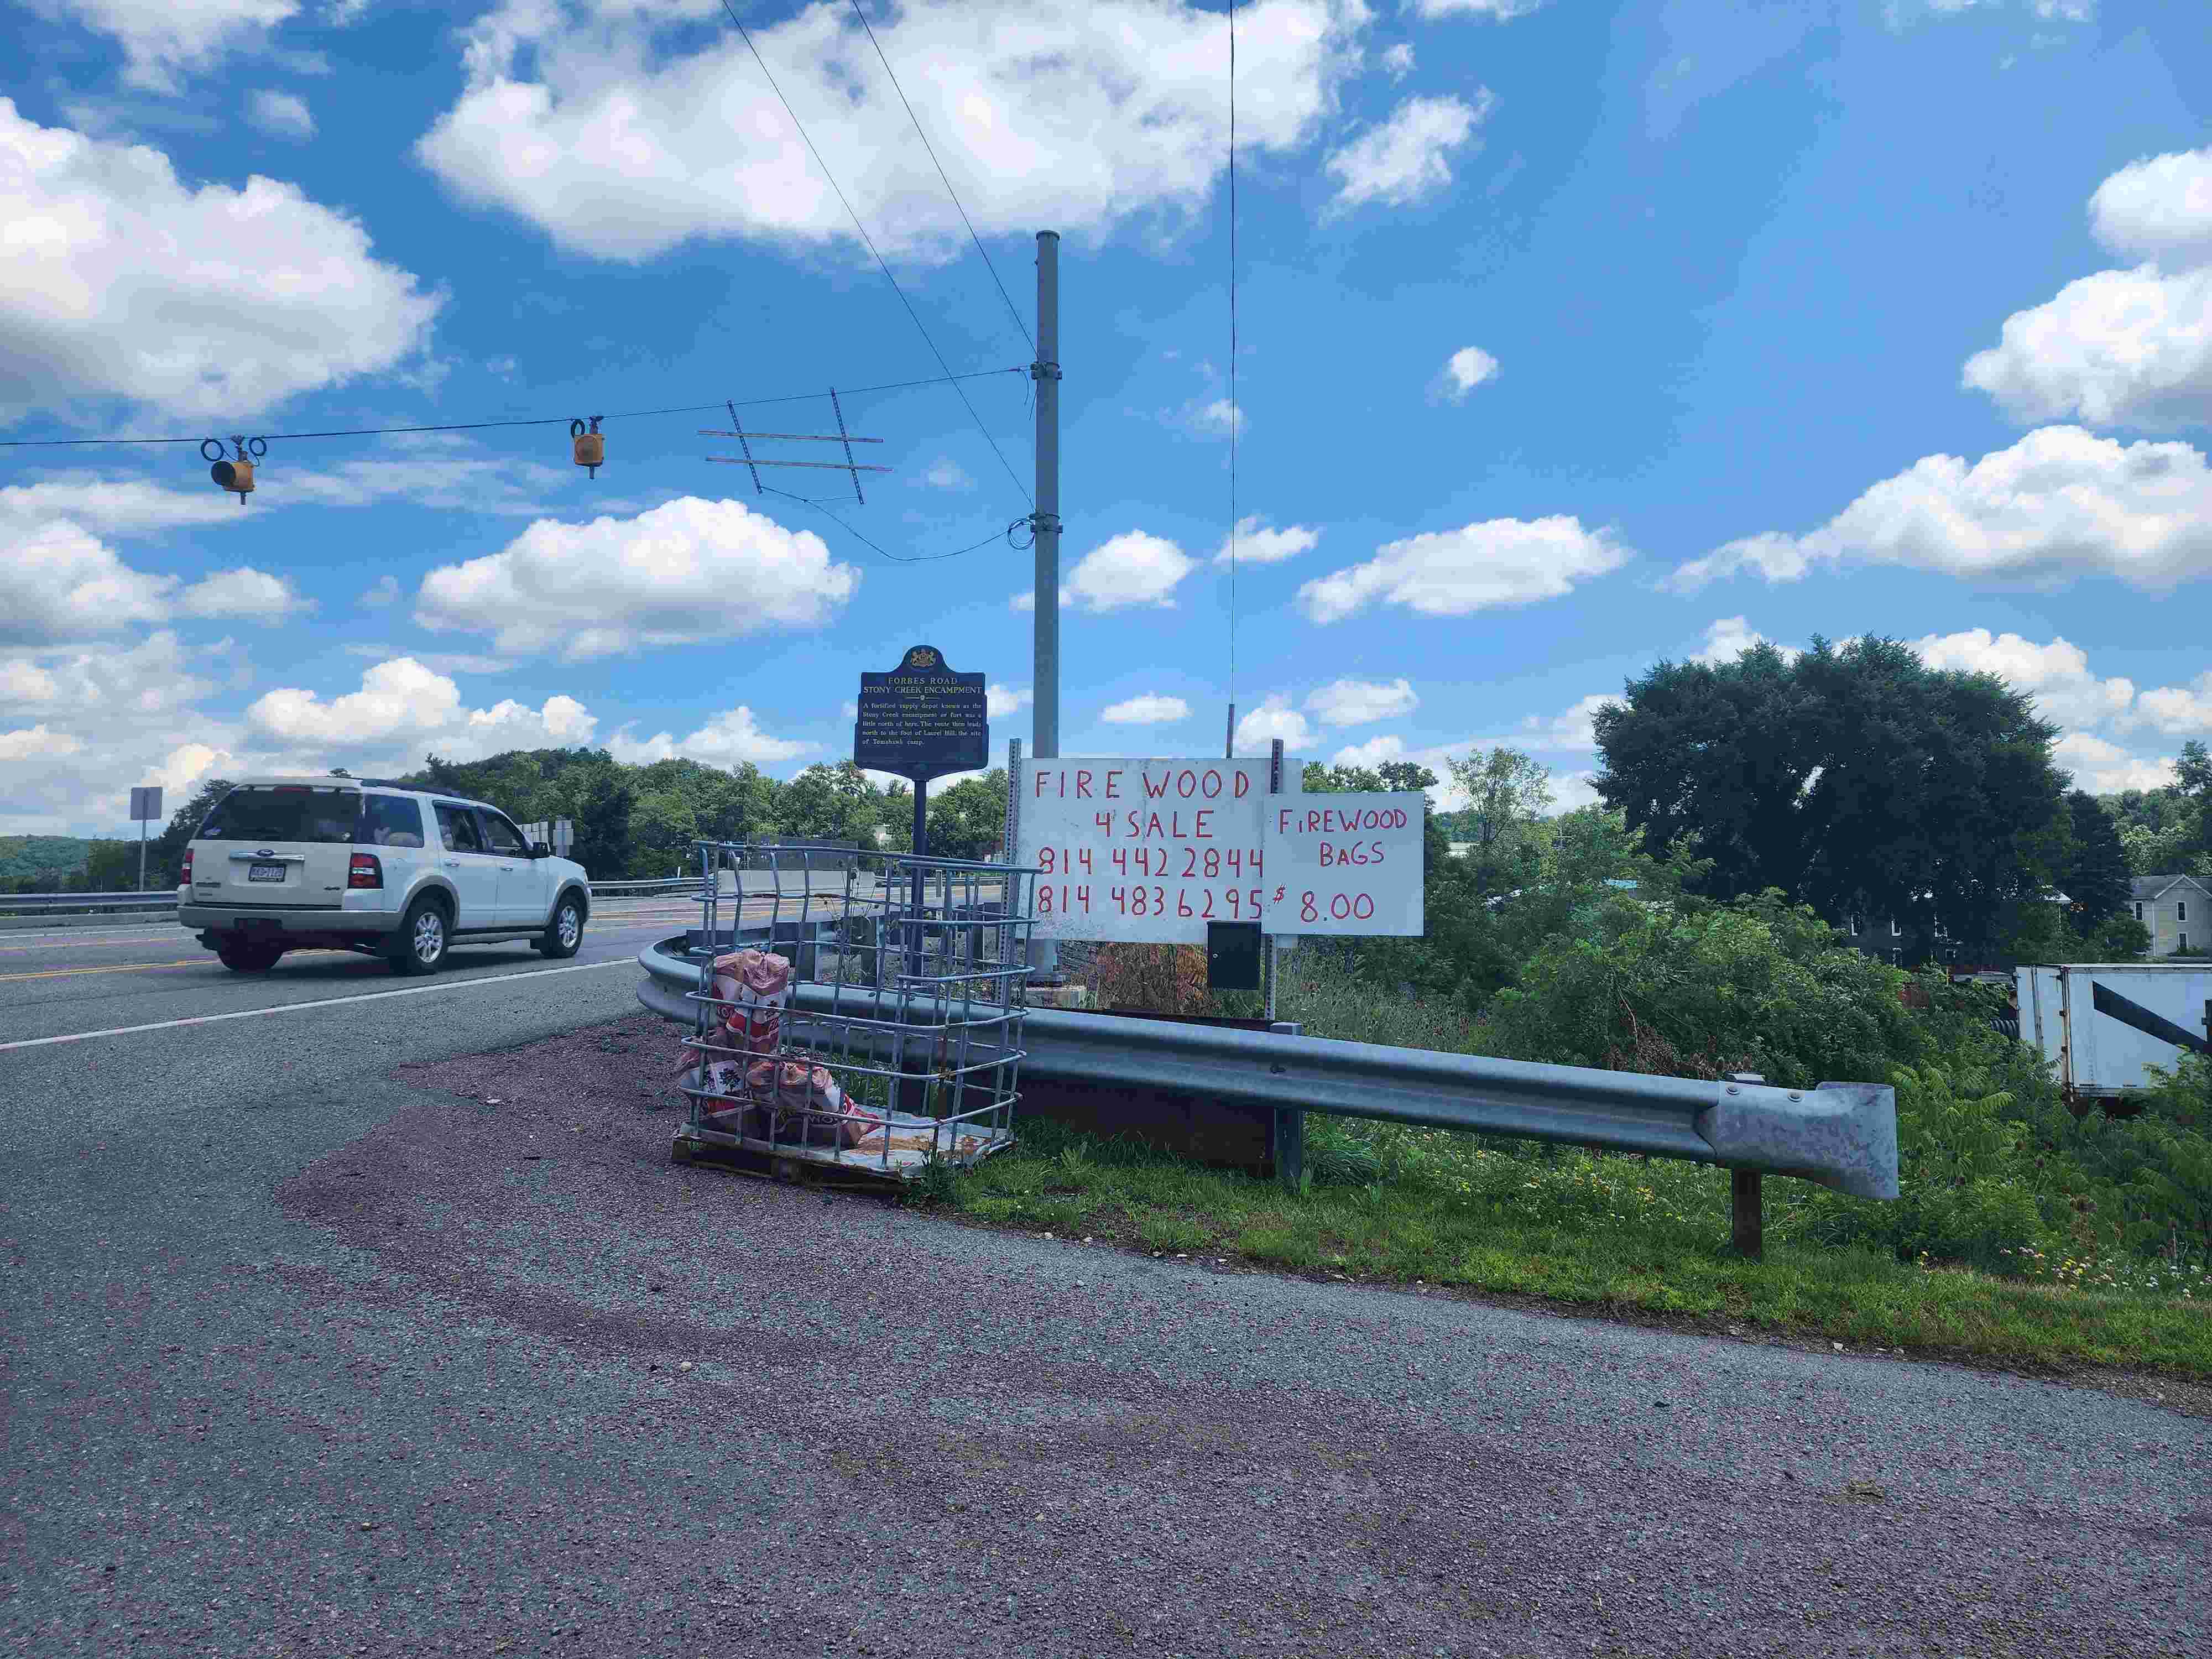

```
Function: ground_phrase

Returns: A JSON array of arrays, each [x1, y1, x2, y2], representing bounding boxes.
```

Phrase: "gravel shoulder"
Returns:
[[5, 1006, 2207, 1658]]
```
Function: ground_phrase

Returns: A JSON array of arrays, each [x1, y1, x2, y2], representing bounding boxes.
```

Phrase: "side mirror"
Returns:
[[531, 841, 552, 859]]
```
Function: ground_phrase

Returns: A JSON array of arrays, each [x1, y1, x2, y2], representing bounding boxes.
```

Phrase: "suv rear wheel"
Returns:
[[216, 940, 284, 973], [389, 896, 450, 975], [536, 893, 584, 959]]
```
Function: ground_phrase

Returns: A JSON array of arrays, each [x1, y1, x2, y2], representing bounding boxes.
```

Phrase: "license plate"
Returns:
[[248, 863, 287, 883]]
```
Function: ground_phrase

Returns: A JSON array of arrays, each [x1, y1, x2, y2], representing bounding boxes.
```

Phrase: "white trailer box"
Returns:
[[2016, 962, 2212, 1100]]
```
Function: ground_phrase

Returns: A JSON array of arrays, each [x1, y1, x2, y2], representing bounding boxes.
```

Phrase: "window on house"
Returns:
[[1846, 914, 1863, 936], [1890, 919, 1901, 937], [2179, 932, 2189, 952], [2180, 900, 2189, 923], [1933, 918, 1948, 940], [2135, 902, 2145, 921]]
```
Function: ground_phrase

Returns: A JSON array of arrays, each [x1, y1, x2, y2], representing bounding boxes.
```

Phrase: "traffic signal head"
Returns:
[[211, 456, 254, 501]]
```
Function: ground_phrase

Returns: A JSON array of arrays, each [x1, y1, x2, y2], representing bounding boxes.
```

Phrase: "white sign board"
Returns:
[[128, 786, 163, 823], [1261, 793, 1425, 936], [1018, 758, 1270, 942]]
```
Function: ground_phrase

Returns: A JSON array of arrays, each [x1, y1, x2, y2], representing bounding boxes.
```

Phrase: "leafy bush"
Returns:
[[1473, 891, 1928, 1089], [1790, 1060, 2063, 1269]]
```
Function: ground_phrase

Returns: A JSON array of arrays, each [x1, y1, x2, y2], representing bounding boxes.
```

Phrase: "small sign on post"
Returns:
[[129, 785, 163, 894], [1260, 792, 1426, 936]]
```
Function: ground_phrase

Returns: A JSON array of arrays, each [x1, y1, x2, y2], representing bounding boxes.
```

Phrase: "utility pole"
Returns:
[[1029, 230, 1062, 984], [1032, 230, 1061, 761]]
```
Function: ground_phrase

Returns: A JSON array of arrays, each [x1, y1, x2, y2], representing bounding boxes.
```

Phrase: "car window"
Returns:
[[198, 785, 359, 844], [358, 794, 426, 848], [479, 811, 529, 856], [434, 802, 486, 853]]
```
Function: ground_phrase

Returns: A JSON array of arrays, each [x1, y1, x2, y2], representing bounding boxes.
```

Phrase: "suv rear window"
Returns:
[[358, 794, 426, 848], [197, 785, 360, 844]]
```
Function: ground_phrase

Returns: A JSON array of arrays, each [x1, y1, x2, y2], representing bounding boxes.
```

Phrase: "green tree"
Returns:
[[85, 839, 138, 891], [773, 762, 884, 846], [2060, 789, 2131, 935], [147, 778, 234, 887], [923, 770, 1008, 861], [1441, 747, 1552, 898], [1594, 635, 2069, 961]]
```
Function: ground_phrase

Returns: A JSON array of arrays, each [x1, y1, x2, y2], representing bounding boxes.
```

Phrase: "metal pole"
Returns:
[[910, 776, 928, 982], [1032, 231, 1061, 760], [138, 818, 147, 893], [1265, 738, 1282, 1024], [1028, 231, 1062, 988]]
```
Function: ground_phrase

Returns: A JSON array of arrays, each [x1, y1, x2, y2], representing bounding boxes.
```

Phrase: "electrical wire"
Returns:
[[760, 483, 1022, 564], [0, 369, 1025, 450], [715, 0, 1031, 507], [1226, 0, 1239, 722], [843, 0, 1034, 359]]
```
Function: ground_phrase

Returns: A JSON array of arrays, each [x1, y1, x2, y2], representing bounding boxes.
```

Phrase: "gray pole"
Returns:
[[1032, 230, 1061, 762], [1027, 232, 1062, 987], [138, 818, 147, 893]]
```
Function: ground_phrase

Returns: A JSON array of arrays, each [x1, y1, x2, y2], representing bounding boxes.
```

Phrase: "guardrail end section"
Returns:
[[1695, 1079, 1898, 1202]]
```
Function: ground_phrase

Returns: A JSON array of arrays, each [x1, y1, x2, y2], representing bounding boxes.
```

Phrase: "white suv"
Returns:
[[178, 775, 592, 975]]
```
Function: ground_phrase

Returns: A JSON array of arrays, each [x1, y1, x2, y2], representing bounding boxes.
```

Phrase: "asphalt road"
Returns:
[[3, 904, 2208, 1657]]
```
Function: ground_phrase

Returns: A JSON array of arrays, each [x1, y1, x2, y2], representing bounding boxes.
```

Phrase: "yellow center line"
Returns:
[[0, 958, 213, 984]]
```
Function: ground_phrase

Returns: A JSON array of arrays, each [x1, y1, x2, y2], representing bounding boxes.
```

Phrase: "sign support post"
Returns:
[[128, 786, 163, 893]]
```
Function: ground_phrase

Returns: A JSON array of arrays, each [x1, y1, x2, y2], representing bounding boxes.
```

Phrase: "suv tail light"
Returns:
[[181, 848, 194, 884], [348, 853, 383, 890]]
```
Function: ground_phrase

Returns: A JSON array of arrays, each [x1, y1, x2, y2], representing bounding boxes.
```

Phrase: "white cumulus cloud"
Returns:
[[1324, 92, 1493, 213], [1214, 515, 1319, 565], [987, 684, 1032, 718], [1379, 42, 1414, 78], [1305, 677, 1418, 727], [1329, 733, 1406, 769], [0, 99, 441, 419], [1963, 144, 2212, 431], [1689, 616, 1798, 665], [1906, 628, 2138, 732], [1100, 693, 1191, 725], [1233, 693, 1312, 754], [414, 496, 859, 660], [247, 656, 597, 761], [41, 0, 300, 92], [607, 705, 811, 768], [179, 566, 312, 622], [245, 90, 315, 140], [1051, 530, 1196, 613], [1668, 426, 2212, 593], [417, 0, 1371, 264], [1413, 0, 1546, 16], [1435, 345, 1500, 401], [1301, 515, 1631, 623]]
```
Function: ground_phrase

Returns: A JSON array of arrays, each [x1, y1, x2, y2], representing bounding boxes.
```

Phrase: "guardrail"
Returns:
[[0, 875, 708, 917], [635, 934, 1897, 1255], [0, 891, 181, 912]]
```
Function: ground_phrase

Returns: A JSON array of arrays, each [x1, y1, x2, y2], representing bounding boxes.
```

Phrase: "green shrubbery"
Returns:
[[1279, 876, 2212, 1298]]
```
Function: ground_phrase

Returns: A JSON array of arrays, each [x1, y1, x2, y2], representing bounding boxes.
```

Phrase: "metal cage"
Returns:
[[672, 839, 1039, 1178]]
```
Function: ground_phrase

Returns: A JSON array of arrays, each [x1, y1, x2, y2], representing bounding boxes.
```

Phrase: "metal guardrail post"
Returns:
[[1728, 1073, 1765, 1258]]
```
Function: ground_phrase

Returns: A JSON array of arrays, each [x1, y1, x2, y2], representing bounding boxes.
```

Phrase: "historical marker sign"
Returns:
[[853, 644, 988, 784]]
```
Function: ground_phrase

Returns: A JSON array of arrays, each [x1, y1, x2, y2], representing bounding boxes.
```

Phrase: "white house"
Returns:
[[2130, 874, 2211, 958]]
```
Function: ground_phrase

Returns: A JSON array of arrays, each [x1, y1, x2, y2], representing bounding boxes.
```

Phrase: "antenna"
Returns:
[[700, 390, 888, 493]]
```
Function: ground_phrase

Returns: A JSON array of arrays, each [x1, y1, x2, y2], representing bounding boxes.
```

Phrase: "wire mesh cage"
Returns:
[[672, 839, 1038, 1178]]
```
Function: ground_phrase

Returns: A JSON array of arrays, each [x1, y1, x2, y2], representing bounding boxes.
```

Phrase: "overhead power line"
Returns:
[[0, 368, 1024, 451], [714, 0, 1031, 506], [843, 0, 1035, 359], [760, 483, 1027, 564]]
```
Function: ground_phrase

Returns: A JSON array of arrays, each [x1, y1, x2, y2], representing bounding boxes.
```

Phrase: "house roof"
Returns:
[[2131, 874, 2212, 901]]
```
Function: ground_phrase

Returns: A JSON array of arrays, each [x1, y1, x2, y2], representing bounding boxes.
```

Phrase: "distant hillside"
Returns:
[[0, 835, 94, 889]]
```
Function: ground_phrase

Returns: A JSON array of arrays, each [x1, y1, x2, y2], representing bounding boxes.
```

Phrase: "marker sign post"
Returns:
[[128, 785, 163, 894], [853, 645, 988, 972], [1019, 758, 1270, 943], [1261, 793, 1425, 936]]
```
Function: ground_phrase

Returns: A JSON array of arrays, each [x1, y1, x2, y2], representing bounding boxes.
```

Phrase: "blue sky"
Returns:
[[3, 0, 2208, 837]]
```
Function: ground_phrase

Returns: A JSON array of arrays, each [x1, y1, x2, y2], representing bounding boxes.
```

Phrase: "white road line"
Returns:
[[0, 957, 639, 1054]]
